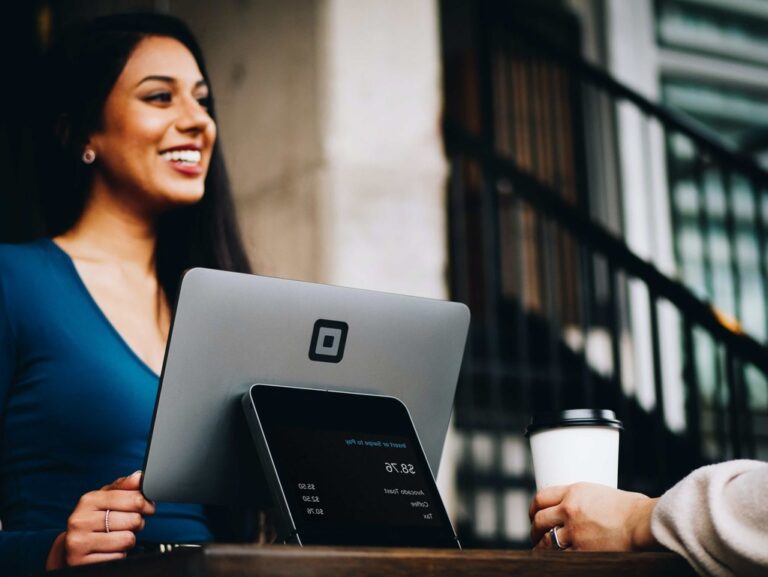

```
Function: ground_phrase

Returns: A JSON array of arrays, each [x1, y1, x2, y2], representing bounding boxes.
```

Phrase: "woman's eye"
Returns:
[[144, 92, 172, 104], [196, 96, 211, 109]]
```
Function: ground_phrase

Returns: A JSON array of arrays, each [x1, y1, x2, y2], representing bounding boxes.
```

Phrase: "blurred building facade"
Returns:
[[2, 0, 768, 549]]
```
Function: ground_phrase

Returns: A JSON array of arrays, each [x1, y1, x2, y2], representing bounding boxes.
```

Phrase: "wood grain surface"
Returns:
[[46, 544, 698, 577]]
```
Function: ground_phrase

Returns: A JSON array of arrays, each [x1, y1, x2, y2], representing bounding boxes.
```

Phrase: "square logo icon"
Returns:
[[309, 319, 348, 363]]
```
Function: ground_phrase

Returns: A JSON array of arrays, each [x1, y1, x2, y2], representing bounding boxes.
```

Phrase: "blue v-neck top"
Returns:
[[0, 239, 213, 576]]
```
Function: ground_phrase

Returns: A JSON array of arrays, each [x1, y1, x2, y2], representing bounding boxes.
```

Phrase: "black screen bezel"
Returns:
[[249, 385, 459, 548]]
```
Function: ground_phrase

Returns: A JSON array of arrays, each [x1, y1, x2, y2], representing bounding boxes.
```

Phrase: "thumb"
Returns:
[[112, 470, 143, 490]]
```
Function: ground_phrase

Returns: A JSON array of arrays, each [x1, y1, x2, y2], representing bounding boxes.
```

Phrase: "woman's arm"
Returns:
[[0, 530, 65, 577], [0, 273, 64, 576], [652, 460, 768, 577]]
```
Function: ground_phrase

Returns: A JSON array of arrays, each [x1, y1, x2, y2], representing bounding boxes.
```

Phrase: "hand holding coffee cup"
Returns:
[[525, 409, 623, 550]]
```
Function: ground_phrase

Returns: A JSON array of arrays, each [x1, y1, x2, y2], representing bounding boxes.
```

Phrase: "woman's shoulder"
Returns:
[[0, 237, 53, 262], [0, 238, 57, 285]]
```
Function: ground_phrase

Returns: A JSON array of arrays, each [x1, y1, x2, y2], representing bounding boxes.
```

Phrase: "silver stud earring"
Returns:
[[82, 148, 96, 165]]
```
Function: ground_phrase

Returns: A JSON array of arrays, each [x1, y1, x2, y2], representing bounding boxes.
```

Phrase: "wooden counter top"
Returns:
[[47, 544, 697, 577]]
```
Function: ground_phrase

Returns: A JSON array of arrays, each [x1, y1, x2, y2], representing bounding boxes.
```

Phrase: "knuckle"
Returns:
[[572, 482, 588, 493], [134, 494, 146, 510], [86, 490, 102, 502], [562, 501, 581, 520], [65, 532, 83, 552], [67, 516, 84, 532], [131, 513, 143, 529]]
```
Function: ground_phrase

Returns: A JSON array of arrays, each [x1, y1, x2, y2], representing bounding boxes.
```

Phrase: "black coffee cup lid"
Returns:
[[524, 409, 623, 437]]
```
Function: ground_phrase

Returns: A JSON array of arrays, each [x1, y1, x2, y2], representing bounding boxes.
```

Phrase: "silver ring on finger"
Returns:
[[105, 509, 111, 534], [550, 525, 566, 550]]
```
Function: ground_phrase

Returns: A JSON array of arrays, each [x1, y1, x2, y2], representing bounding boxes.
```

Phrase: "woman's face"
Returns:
[[87, 35, 216, 214]]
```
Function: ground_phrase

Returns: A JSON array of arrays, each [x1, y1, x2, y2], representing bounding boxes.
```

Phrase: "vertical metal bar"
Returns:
[[610, 266, 635, 488], [721, 169, 743, 323], [648, 291, 668, 484], [749, 178, 768, 340], [693, 153, 729, 461], [530, 52, 563, 413], [745, 178, 767, 460], [682, 320, 702, 464], [447, 153, 477, 538], [608, 263, 625, 416], [524, 51, 542, 409], [724, 348, 742, 459], [526, 56, 541, 178], [501, 191, 526, 388], [448, 156, 474, 412], [512, 47, 535, 417], [738, 362, 755, 459], [714, 343, 729, 460], [665, 131, 687, 287], [542, 218, 563, 411], [575, 79, 594, 407], [579, 245, 594, 407], [475, 6, 504, 543], [482, 165, 505, 546], [728, 353, 755, 460], [693, 153, 716, 300], [546, 63, 566, 411]]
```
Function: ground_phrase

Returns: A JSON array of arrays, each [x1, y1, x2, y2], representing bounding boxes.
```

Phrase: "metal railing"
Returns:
[[443, 3, 768, 547]]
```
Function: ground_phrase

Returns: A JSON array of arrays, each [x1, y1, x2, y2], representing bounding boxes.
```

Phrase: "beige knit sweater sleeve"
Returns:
[[651, 459, 768, 577]]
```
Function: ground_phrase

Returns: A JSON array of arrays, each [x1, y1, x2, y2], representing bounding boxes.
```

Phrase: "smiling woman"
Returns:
[[0, 13, 251, 577]]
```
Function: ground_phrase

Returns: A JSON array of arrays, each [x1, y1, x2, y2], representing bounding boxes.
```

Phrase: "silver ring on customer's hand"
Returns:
[[105, 509, 111, 534], [550, 526, 566, 550]]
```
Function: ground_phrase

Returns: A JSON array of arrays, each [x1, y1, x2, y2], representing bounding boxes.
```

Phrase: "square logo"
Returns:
[[309, 319, 349, 363]]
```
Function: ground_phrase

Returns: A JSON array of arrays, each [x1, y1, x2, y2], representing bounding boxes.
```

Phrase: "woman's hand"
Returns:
[[529, 482, 660, 551], [46, 471, 156, 569]]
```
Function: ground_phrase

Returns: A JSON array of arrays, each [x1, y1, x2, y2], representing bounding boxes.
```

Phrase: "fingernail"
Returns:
[[132, 470, 142, 477]]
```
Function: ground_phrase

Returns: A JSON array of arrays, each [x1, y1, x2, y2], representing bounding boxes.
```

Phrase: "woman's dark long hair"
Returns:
[[36, 13, 251, 303]]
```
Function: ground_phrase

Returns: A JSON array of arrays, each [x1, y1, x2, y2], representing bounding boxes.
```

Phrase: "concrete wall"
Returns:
[[319, 0, 449, 298], [177, 0, 326, 282], [179, 0, 449, 300]]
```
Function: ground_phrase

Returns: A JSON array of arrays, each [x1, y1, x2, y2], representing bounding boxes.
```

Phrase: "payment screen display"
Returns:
[[251, 386, 457, 547], [273, 428, 441, 528]]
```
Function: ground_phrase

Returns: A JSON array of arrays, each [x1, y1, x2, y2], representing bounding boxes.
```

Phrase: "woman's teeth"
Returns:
[[160, 150, 201, 164]]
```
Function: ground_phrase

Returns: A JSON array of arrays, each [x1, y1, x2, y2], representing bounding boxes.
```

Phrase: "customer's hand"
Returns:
[[46, 470, 155, 569], [529, 482, 659, 551]]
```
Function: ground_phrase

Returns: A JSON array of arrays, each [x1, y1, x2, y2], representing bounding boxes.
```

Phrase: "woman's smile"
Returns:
[[159, 145, 204, 176]]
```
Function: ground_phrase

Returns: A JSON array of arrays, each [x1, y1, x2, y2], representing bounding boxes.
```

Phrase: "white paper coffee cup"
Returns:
[[525, 409, 623, 490]]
